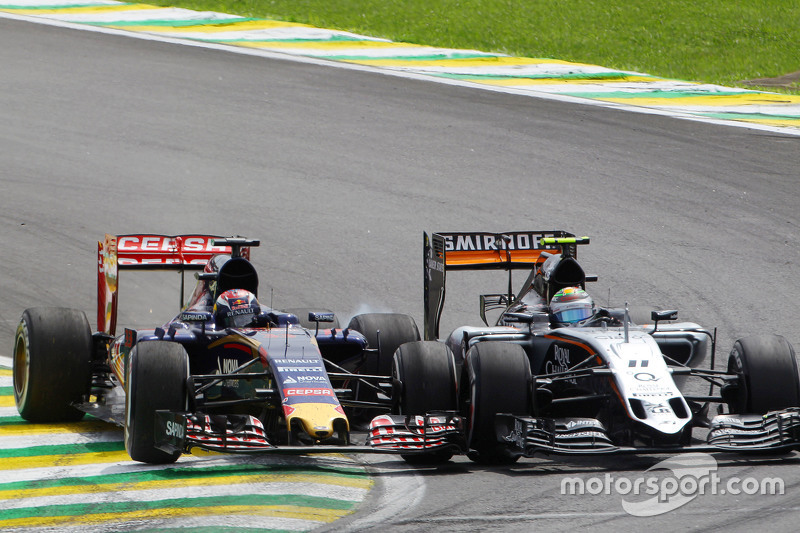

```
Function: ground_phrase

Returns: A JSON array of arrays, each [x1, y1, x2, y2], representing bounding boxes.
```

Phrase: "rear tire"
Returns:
[[282, 307, 340, 330], [125, 341, 189, 464], [727, 334, 800, 414], [393, 341, 458, 464], [348, 313, 420, 376], [347, 313, 421, 422], [464, 342, 530, 465], [13, 307, 92, 422]]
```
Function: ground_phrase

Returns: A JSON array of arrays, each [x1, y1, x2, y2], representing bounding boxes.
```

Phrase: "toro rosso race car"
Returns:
[[12, 234, 463, 464], [385, 230, 800, 464]]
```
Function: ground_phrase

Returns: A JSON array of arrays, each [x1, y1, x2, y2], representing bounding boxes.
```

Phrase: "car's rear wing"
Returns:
[[97, 234, 250, 335], [423, 231, 581, 340]]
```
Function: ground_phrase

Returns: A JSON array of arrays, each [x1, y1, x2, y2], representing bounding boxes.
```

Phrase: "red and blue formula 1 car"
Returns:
[[12, 234, 464, 463]]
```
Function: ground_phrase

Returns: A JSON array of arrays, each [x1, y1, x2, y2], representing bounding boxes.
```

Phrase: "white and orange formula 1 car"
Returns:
[[372, 230, 800, 464]]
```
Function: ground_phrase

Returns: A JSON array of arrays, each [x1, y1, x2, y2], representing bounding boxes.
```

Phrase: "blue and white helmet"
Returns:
[[550, 287, 594, 324]]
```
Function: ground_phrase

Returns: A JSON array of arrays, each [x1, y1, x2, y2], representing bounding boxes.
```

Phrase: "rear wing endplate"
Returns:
[[97, 234, 249, 335], [423, 231, 579, 340]]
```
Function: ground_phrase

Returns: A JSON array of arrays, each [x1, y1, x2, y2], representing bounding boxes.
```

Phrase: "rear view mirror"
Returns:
[[651, 310, 678, 322], [650, 310, 678, 333]]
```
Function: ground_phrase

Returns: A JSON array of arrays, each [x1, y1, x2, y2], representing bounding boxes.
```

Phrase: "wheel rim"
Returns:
[[13, 335, 28, 400]]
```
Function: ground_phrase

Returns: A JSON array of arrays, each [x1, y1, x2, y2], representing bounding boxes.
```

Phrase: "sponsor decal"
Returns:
[[117, 236, 229, 253], [115, 235, 238, 265], [218, 358, 240, 374], [713, 416, 744, 425], [545, 345, 577, 384], [123, 328, 136, 348], [282, 375, 326, 383], [443, 233, 543, 252], [272, 358, 321, 364], [118, 236, 178, 252], [217, 357, 242, 388], [565, 419, 599, 430], [565, 431, 609, 439], [165, 420, 184, 439], [634, 372, 659, 381], [425, 244, 444, 281], [510, 418, 526, 449], [283, 388, 334, 397], [309, 312, 335, 322], [296, 375, 327, 382], [227, 307, 254, 316], [643, 401, 672, 414], [180, 312, 208, 322], [276, 366, 324, 373]]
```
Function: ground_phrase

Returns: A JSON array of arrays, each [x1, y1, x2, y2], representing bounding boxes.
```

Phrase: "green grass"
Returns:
[[145, 0, 800, 93]]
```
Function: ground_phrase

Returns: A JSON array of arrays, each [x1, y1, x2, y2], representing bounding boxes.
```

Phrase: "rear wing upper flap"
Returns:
[[423, 231, 585, 340], [430, 231, 579, 270], [98, 234, 252, 336]]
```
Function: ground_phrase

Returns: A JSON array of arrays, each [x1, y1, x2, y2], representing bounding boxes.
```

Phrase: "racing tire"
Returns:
[[282, 307, 340, 330], [13, 307, 92, 422], [393, 341, 458, 464], [348, 313, 421, 377], [727, 334, 800, 414], [464, 342, 531, 465], [347, 313, 421, 422], [125, 341, 189, 464]]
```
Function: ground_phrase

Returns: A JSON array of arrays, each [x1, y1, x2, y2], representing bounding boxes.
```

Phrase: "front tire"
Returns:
[[13, 307, 92, 422], [125, 341, 189, 464], [464, 342, 531, 465], [727, 334, 800, 414], [393, 341, 458, 464]]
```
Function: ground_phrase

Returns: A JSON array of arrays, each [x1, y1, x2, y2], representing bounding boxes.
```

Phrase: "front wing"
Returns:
[[154, 410, 467, 456], [497, 409, 800, 456]]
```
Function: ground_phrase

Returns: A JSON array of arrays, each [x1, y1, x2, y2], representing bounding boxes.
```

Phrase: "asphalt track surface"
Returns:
[[2, 16, 800, 532]]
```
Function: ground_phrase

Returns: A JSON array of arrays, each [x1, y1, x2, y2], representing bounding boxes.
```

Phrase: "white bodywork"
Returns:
[[557, 326, 691, 435]]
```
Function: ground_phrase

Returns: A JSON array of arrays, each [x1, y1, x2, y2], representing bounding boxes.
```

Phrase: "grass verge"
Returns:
[[144, 0, 800, 93]]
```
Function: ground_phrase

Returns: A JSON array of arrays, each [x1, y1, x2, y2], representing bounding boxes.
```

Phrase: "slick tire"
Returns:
[[464, 342, 531, 465], [347, 313, 421, 422], [13, 307, 92, 422], [125, 341, 189, 464], [727, 334, 800, 414], [348, 313, 420, 377], [393, 341, 458, 464], [282, 307, 340, 330]]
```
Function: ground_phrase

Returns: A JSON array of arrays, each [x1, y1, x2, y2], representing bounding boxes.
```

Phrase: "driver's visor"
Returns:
[[554, 308, 593, 323]]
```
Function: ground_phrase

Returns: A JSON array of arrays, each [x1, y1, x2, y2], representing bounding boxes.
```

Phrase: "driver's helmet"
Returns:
[[550, 287, 594, 324], [214, 289, 260, 328]]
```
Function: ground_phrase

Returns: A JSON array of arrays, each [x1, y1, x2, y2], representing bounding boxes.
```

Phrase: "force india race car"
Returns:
[[12, 234, 464, 464], [385, 230, 800, 464]]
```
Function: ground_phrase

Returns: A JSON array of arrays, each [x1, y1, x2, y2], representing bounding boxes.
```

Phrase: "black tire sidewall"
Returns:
[[14, 307, 92, 422], [348, 313, 420, 376], [465, 342, 530, 459], [393, 340, 457, 415], [125, 341, 188, 463], [728, 334, 800, 414]]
